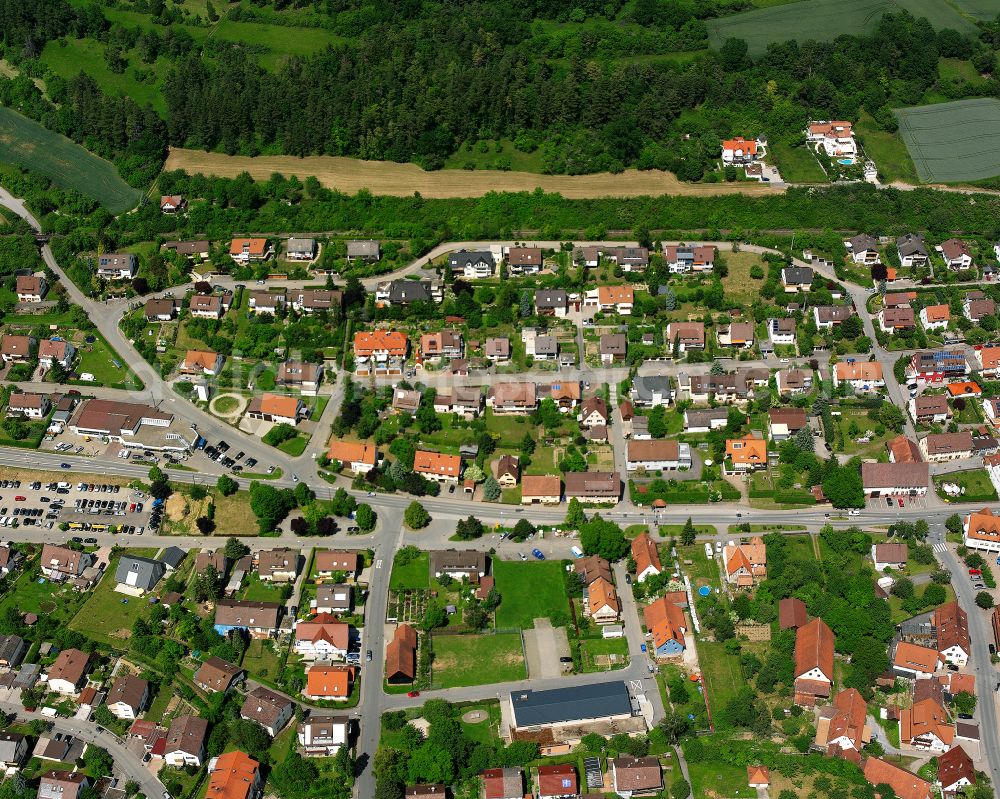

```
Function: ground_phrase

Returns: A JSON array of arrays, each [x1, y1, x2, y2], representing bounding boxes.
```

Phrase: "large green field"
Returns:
[[895, 98, 1000, 183], [431, 632, 526, 688], [707, 0, 990, 56], [0, 107, 141, 214], [493, 559, 570, 629]]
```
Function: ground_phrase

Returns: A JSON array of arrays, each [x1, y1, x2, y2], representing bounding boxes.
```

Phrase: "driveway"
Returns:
[[522, 618, 569, 678]]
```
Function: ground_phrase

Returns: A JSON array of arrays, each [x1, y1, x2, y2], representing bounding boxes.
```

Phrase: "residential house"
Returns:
[[610, 757, 662, 797], [833, 361, 884, 391], [893, 641, 942, 679], [779, 598, 808, 630], [588, 285, 634, 315], [246, 393, 306, 426], [315, 584, 353, 614], [643, 597, 687, 657], [8, 393, 49, 420], [114, 555, 165, 595], [247, 290, 286, 315], [304, 665, 356, 700], [162, 240, 209, 259], [229, 238, 271, 263], [781, 267, 813, 292], [385, 624, 417, 684], [414, 450, 462, 483], [537, 763, 579, 799], [871, 543, 908, 571], [986, 398, 1000, 426], [631, 375, 673, 407], [562, 471, 620, 503], [887, 435, 922, 464], [0, 732, 28, 769], [429, 551, 487, 582], [346, 240, 380, 263], [939, 238, 973, 270], [587, 577, 620, 624], [806, 120, 855, 157], [626, 439, 692, 472], [391, 388, 421, 416], [495, 455, 520, 487], [257, 548, 300, 582], [353, 330, 408, 376], [144, 298, 179, 322], [663, 243, 716, 273], [163, 716, 208, 768], [194, 657, 244, 694], [937, 745, 976, 797], [600, 334, 627, 364], [717, 322, 755, 349], [575, 556, 612, 586], [813, 305, 855, 330], [205, 751, 262, 799], [294, 614, 350, 661], [910, 350, 968, 383], [631, 532, 662, 583], [298, 716, 350, 757], [884, 291, 917, 308], [846, 234, 880, 265], [38, 772, 88, 799], [934, 601, 970, 667], [725, 434, 767, 472], [46, 649, 90, 695], [910, 395, 949, 425], [861, 462, 929, 497], [776, 368, 811, 396], [520, 475, 562, 505], [794, 618, 835, 706], [919, 431, 973, 462], [433, 387, 483, 416], [326, 440, 377, 474], [525, 332, 558, 361], [603, 246, 649, 272], [159, 195, 186, 213], [919, 304, 950, 331], [106, 676, 150, 720], [880, 306, 916, 332], [189, 294, 227, 320], [897, 233, 929, 267], [578, 397, 608, 429], [964, 292, 995, 322], [861, 759, 931, 799], [375, 279, 442, 306], [506, 247, 543, 274], [276, 361, 323, 395], [683, 407, 728, 433], [721, 137, 757, 164], [97, 253, 137, 279], [449, 250, 495, 278], [975, 346, 1000, 376], [769, 317, 797, 346], [181, 349, 224, 376], [16, 275, 46, 302], [899, 697, 953, 752], [420, 331, 463, 361], [293, 290, 343, 314], [665, 322, 705, 353], [817, 688, 870, 759], [0, 335, 35, 363], [38, 339, 75, 371], [39, 545, 91, 581], [213, 601, 282, 638], [747, 766, 770, 790], [485, 337, 510, 364], [723, 537, 767, 587], [488, 383, 537, 414], [768, 407, 807, 441], [0, 635, 26, 667], [285, 238, 316, 261], [482, 768, 523, 799], [535, 290, 568, 317]]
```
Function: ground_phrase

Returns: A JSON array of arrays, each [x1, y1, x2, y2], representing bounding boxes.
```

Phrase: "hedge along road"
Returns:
[[163, 147, 785, 199]]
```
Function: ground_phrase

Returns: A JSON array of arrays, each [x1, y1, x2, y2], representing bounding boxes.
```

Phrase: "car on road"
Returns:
[[897, 497, 904, 507], [60, 463, 71, 469], [849, 509, 860, 516], [13, 496, 25, 502], [292, 474, 299, 482], [624, 574, 632, 584], [407, 690, 420, 698], [531, 548, 545, 560], [885, 497, 894, 507], [640, 643, 646, 652], [366, 650, 372, 662]]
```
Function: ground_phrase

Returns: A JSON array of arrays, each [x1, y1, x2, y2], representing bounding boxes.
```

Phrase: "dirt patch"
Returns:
[[165, 493, 190, 522], [38, 601, 55, 614], [735, 622, 772, 642], [462, 710, 487, 724], [433, 652, 458, 671], [165, 147, 785, 200]]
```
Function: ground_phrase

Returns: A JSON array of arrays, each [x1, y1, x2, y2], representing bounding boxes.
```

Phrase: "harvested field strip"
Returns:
[[895, 98, 1000, 183], [0, 107, 142, 214], [163, 148, 784, 199]]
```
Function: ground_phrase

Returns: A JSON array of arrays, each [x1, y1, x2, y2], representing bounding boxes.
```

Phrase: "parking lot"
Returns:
[[865, 493, 930, 511], [0, 478, 155, 535]]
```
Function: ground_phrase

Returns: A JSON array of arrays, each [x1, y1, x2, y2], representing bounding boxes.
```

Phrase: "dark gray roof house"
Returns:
[[510, 682, 633, 728], [115, 556, 166, 593], [781, 266, 813, 286], [534, 335, 558, 357], [631, 375, 673, 405], [848, 234, 879, 252], [897, 233, 928, 258], [347, 240, 380, 262], [448, 251, 495, 271], [0, 635, 27, 668], [534, 289, 567, 310], [159, 547, 186, 571], [388, 280, 436, 304]]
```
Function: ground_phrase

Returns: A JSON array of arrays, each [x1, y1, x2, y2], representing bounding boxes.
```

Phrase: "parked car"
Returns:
[[531, 548, 545, 560]]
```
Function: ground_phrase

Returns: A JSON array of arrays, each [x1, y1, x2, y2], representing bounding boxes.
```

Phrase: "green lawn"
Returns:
[[493, 559, 570, 629], [443, 138, 547, 173], [67, 550, 159, 645], [390, 550, 430, 590], [241, 638, 284, 682], [935, 469, 998, 503], [0, 107, 141, 214], [579, 636, 629, 672], [458, 702, 502, 744], [659, 524, 716, 538], [685, 753, 755, 799], [677, 544, 721, 588], [144, 680, 176, 724], [484, 411, 537, 447], [276, 435, 307, 456], [769, 140, 827, 183], [431, 632, 526, 688], [76, 336, 143, 390], [696, 640, 745, 714], [0, 567, 86, 623], [240, 574, 287, 602], [856, 112, 919, 184]]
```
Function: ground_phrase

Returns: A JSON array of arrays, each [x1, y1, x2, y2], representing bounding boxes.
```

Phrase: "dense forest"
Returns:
[[2, 0, 1000, 180]]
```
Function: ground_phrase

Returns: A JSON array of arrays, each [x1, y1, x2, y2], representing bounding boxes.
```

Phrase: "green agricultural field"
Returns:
[[493, 559, 570, 629], [0, 107, 141, 214], [431, 632, 526, 688], [707, 0, 986, 56], [895, 98, 1000, 183]]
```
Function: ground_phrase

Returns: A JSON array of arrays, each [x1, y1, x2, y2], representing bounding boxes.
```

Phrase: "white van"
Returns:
[[570, 546, 584, 559]]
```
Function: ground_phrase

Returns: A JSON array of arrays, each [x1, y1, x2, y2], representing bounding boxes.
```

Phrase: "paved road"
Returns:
[[0, 702, 168, 799]]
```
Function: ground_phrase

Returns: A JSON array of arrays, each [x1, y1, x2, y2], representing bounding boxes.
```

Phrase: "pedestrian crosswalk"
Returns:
[[933, 542, 948, 553]]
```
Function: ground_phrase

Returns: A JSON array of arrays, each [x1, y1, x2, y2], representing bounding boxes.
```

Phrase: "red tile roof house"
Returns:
[[38, 339, 75, 370], [918, 431, 973, 462], [8, 392, 49, 420], [181, 349, 224, 376], [164, 715, 209, 767], [778, 597, 807, 629], [631, 531, 662, 582], [610, 756, 662, 796], [938, 238, 973, 270], [240, 686, 294, 736], [229, 238, 272, 263], [937, 744, 976, 797], [933, 601, 970, 667], [46, 648, 91, 695], [536, 763, 578, 799], [482, 767, 523, 799], [794, 617, 834, 706], [0, 335, 36, 363], [899, 696, 953, 752], [871, 542, 908, 571], [16, 275, 46, 302], [747, 765, 770, 788], [205, 750, 262, 799], [314, 551, 361, 580], [159, 195, 186, 214], [414, 450, 462, 483], [920, 303, 952, 332], [189, 293, 229, 320], [293, 613, 351, 661], [862, 758, 932, 799], [816, 688, 870, 758]]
